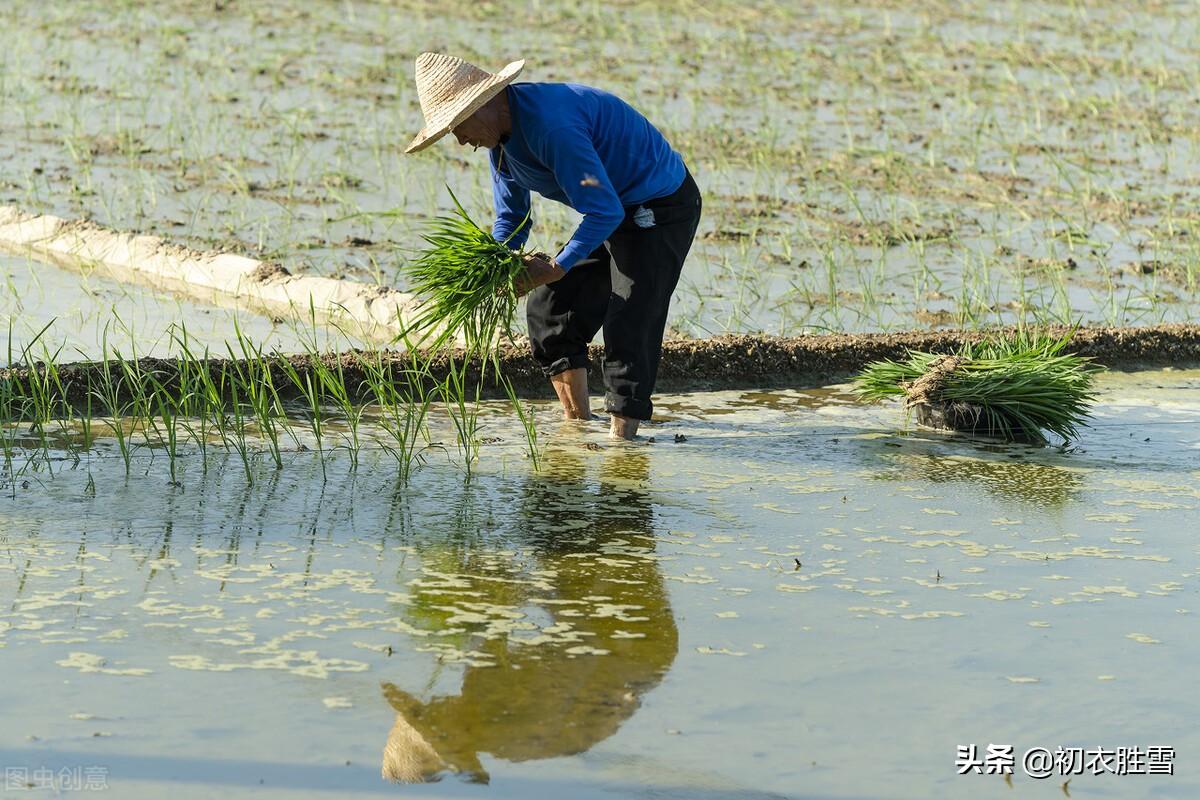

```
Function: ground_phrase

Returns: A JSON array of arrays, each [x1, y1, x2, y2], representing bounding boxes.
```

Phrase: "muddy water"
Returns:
[[1, 371, 1198, 798], [0, 253, 363, 362]]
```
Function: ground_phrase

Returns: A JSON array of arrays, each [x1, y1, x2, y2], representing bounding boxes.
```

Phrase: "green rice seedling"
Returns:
[[74, 393, 96, 467], [2, 383, 37, 474], [177, 402, 211, 474], [397, 349, 439, 480], [26, 368, 59, 472], [4, 321, 60, 471], [227, 323, 286, 470], [167, 324, 201, 420], [33, 339, 75, 466], [115, 346, 157, 475], [401, 188, 528, 363], [358, 341, 435, 484], [441, 358, 481, 479], [854, 330, 1101, 444], [309, 350, 364, 471], [206, 361, 236, 458], [168, 325, 216, 473], [226, 379, 255, 485], [0, 359, 18, 488], [277, 354, 327, 481], [501, 375, 542, 470], [95, 332, 135, 476], [0, 429, 13, 481], [147, 374, 185, 486], [358, 353, 399, 459]]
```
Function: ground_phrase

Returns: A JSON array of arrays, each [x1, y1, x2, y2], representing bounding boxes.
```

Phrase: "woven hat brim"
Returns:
[[381, 712, 445, 783], [405, 60, 524, 154]]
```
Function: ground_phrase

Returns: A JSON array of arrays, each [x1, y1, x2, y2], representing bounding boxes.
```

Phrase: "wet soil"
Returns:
[[4, 324, 1198, 408], [650, 324, 1200, 389]]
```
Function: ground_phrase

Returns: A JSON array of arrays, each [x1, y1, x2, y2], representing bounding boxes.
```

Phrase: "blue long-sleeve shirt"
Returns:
[[489, 82, 685, 270]]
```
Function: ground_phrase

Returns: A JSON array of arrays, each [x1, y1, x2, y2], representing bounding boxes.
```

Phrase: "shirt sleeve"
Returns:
[[490, 147, 532, 250], [536, 125, 625, 271]]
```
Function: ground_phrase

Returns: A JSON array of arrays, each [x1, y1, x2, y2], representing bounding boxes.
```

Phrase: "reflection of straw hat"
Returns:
[[405, 53, 525, 154], [381, 711, 445, 783]]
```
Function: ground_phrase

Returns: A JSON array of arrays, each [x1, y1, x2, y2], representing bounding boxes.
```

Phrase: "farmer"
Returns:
[[380, 449, 677, 783], [405, 53, 702, 440]]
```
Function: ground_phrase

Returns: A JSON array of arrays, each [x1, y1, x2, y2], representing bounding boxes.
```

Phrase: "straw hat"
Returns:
[[381, 711, 446, 783], [405, 53, 525, 154]]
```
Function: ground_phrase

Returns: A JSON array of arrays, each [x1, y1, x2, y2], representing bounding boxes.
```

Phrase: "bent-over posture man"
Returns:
[[406, 53, 701, 439]]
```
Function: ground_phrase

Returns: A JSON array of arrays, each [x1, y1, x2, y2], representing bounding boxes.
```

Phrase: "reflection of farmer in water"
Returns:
[[405, 53, 702, 440], [381, 449, 678, 783]]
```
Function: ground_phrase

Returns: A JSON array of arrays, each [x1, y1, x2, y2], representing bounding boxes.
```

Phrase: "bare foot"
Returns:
[[609, 414, 640, 440], [550, 368, 590, 420]]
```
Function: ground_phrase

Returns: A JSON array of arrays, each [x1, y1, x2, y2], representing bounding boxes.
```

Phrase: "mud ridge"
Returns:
[[3, 324, 1197, 408], [0, 205, 422, 340]]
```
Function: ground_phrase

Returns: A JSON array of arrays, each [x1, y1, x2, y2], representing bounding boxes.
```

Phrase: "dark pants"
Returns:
[[526, 171, 702, 421]]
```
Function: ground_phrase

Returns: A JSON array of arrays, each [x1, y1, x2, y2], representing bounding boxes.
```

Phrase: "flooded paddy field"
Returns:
[[2, 370, 1198, 798], [2, 0, 1200, 796], [2, 0, 1199, 335], [0, 252, 364, 361]]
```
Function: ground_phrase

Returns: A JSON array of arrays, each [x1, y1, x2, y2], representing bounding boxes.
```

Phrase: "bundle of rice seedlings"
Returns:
[[401, 189, 528, 360], [854, 332, 1102, 444]]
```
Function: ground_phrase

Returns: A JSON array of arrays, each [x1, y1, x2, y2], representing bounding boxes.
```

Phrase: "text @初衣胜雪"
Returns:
[[956, 744, 1174, 778]]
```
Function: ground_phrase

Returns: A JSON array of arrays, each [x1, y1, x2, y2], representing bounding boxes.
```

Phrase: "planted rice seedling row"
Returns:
[[0, 321, 545, 489]]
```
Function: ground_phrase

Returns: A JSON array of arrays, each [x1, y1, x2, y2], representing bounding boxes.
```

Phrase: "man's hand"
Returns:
[[514, 252, 566, 297]]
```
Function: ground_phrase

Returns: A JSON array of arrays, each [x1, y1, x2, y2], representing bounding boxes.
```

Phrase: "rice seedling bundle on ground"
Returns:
[[401, 190, 528, 362], [853, 333, 1102, 444]]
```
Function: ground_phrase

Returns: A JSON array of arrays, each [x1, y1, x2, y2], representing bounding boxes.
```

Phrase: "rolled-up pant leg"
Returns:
[[525, 245, 611, 377], [524, 171, 702, 420]]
